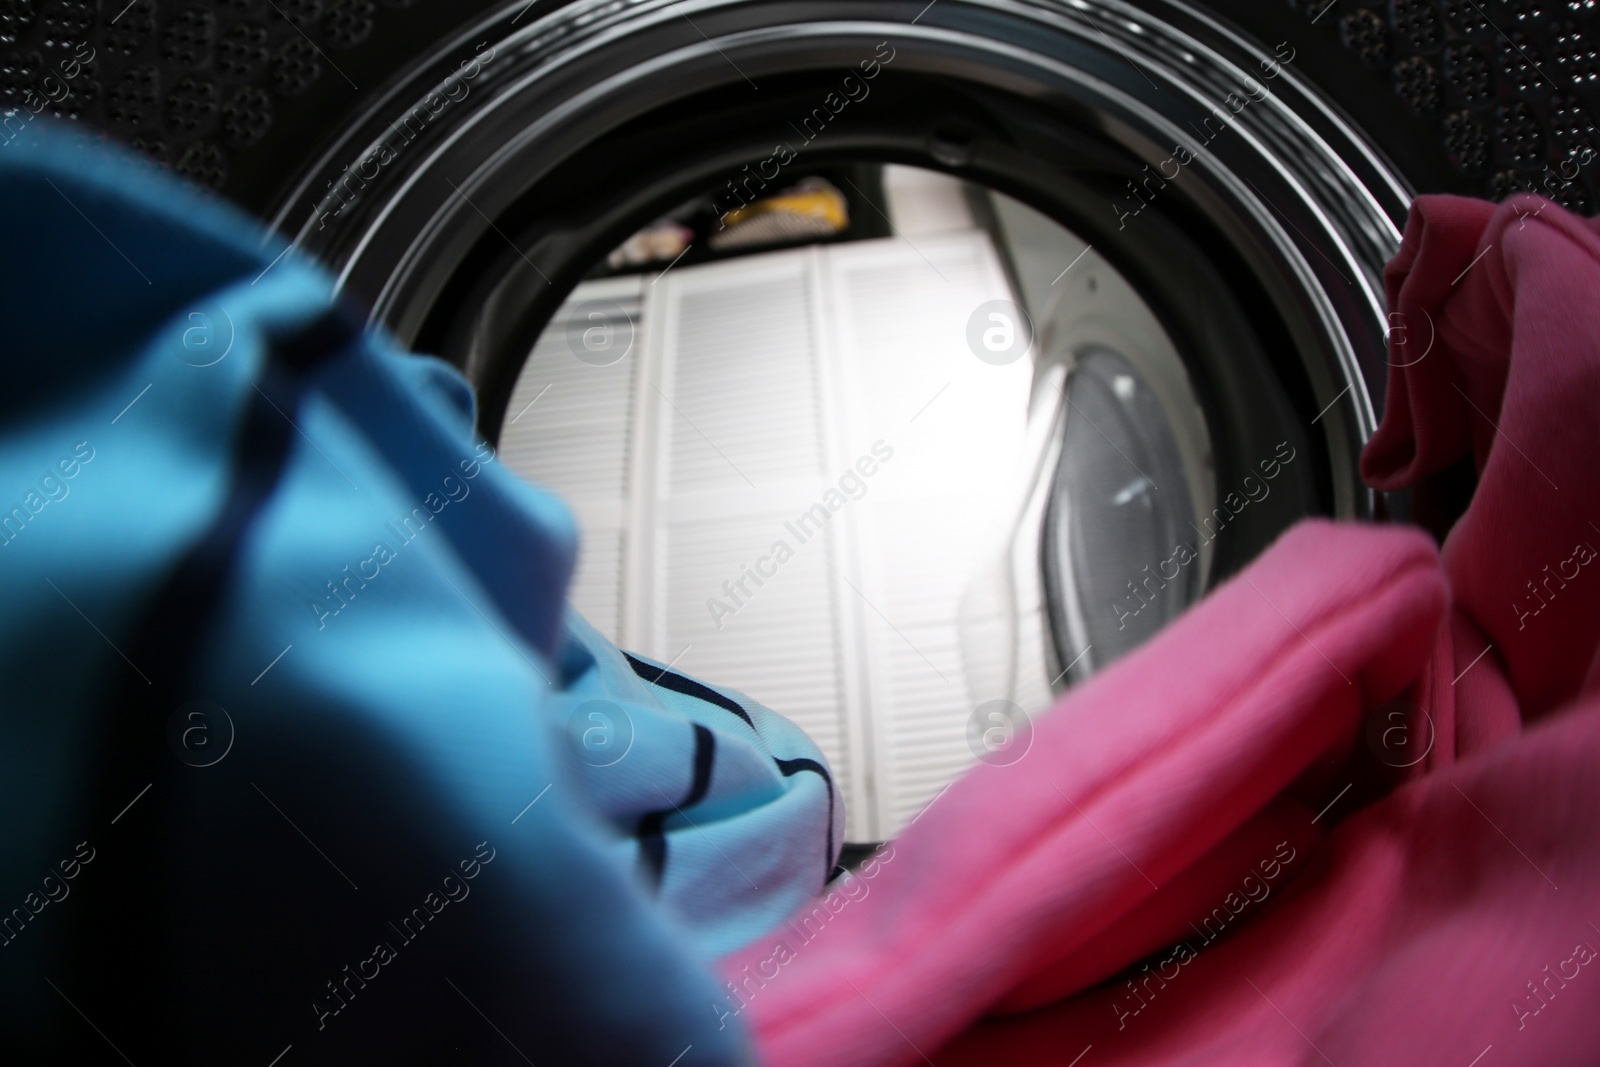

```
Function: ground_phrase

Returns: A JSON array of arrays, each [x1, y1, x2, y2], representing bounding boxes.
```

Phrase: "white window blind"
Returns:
[[501, 230, 1037, 840]]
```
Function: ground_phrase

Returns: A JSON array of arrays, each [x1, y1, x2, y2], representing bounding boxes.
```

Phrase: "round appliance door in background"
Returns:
[[1043, 348, 1201, 674]]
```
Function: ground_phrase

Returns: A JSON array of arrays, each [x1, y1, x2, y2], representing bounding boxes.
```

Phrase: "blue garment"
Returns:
[[0, 124, 838, 1064]]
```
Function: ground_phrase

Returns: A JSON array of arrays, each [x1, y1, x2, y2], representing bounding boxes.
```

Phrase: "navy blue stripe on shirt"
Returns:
[[636, 722, 716, 888], [625, 653, 838, 887], [623, 652, 754, 730], [75, 306, 360, 1060], [775, 758, 836, 889]]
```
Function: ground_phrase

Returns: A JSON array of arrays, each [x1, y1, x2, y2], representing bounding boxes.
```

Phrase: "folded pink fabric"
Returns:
[[717, 192, 1600, 1066]]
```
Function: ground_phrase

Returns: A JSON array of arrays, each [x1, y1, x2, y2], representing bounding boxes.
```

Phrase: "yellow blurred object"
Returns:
[[711, 178, 850, 250]]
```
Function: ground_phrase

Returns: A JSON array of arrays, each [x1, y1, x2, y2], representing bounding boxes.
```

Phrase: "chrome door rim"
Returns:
[[268, 0, 1411, 522]]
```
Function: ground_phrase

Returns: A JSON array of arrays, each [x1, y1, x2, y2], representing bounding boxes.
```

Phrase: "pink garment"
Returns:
[[717, 192, 1600, 1066]]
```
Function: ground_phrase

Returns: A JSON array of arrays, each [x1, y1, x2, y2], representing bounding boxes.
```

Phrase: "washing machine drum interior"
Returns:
[[46, 0, 1599, 838]]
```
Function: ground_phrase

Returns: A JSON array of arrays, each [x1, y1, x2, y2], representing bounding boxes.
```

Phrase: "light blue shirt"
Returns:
[[0, 123, 838, 1064]]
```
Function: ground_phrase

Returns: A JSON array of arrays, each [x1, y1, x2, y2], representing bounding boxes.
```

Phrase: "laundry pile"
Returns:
[[5, 116, 1598, 1066]]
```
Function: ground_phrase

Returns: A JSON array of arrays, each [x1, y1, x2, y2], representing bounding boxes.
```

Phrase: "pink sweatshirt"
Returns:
[[717, 192, 1600, 1067]]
